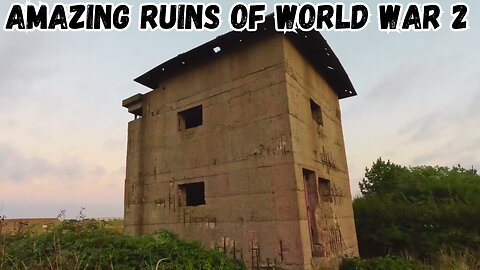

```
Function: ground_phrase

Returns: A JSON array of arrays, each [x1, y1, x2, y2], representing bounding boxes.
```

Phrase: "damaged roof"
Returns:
[[134, 15, 357, 99]]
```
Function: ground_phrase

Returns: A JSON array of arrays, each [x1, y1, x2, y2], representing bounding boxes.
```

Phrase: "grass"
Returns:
[[0, 219, 245, 270], [3, 219, 478, 269], [341, 250, 480, 270], [434, 250, 480, 270]]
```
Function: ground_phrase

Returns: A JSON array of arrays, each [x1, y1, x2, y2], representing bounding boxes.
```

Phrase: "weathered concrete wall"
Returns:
[[125, 35, 309, 269], [124, 118, 144, 236], [282, 38, 359, 268], [125, 34, 358, 269]]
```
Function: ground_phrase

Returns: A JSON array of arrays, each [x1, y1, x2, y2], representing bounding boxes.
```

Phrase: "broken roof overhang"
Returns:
[[134, 15, 357, 99], [122, 93, 144, 116]]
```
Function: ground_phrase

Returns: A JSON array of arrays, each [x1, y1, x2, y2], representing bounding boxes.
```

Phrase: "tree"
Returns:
[[354, 159, 480, 260], [359, 158, 408, 196]]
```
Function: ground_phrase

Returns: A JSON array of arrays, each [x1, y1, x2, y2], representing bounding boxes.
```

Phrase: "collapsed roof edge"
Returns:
[[134, 15, 357, 99]]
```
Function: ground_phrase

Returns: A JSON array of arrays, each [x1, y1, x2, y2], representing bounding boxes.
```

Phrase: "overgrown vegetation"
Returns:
[[341, 256, 426, 270], [341, 158, 480, 270], [3, 159, 479, 269], [1, 220, 245, 270], [342, 251, 480, 270]]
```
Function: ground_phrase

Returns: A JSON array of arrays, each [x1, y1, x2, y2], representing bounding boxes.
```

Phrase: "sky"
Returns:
[[0, 1, 479, 219]]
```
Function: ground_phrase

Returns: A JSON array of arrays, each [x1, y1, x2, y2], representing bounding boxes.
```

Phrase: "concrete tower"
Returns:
[[123, 17, 358, 270]]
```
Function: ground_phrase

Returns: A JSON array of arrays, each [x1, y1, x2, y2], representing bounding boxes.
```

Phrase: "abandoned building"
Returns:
[[122, 16, 358, 270]]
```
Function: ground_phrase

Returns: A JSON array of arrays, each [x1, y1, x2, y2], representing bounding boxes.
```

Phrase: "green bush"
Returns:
[[1, 220, 245, 270], [341, 256, 427, 270], [354, 158, 480, 260], [341, 251, 480, 270]]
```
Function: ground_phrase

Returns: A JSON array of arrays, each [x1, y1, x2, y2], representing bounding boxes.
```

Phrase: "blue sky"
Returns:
[[0, 1, 479, 218]]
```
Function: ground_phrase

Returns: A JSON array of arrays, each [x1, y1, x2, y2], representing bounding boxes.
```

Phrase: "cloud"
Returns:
[[342, 50, 480, 194], [397, 87, 480, 169], [0, 33, 59, 113], [465, 84, 480, 116], [0, 144, 106, 183], [412, 140, 480, 169], [398, 112, 448, 142]]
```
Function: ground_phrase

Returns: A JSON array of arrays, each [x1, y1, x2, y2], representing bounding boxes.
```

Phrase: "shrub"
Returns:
[[340, 256, 428, 270], [355, 159, 480, 260], [1, 220, 245, 270]]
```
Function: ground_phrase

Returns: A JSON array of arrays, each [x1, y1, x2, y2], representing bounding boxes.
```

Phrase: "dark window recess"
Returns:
[[310, 99, 323, 126], [318, 178, 332, 203], [178, 105, 203, 130], [179, 182, 205, 206]]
